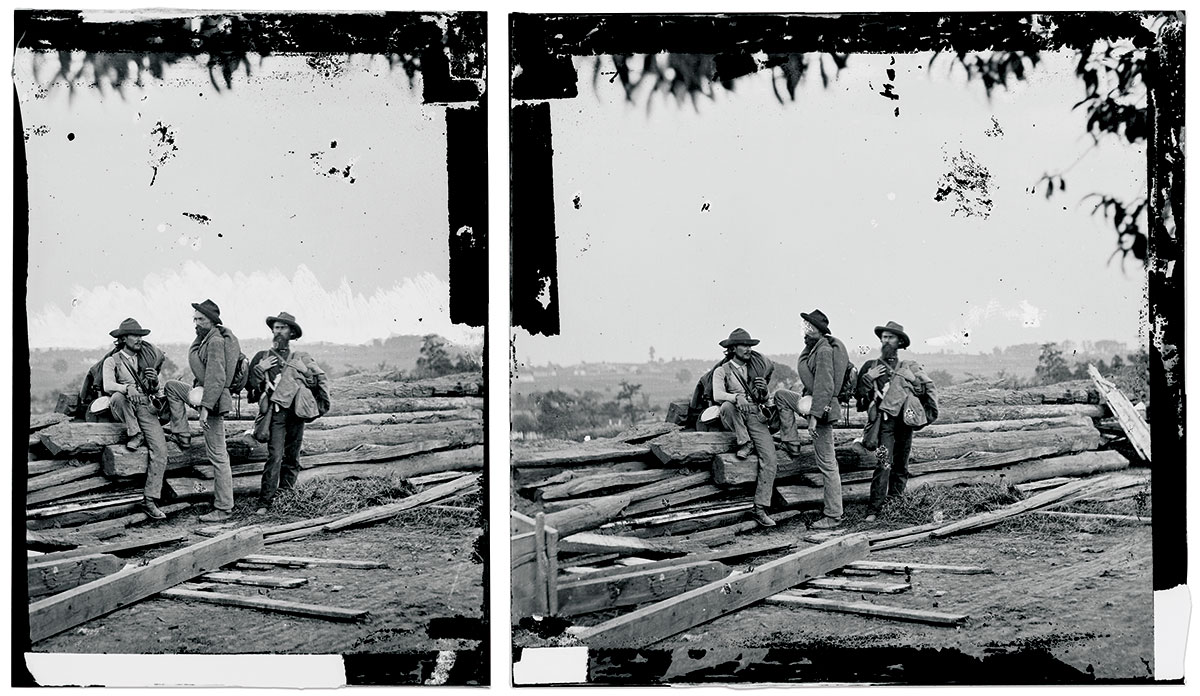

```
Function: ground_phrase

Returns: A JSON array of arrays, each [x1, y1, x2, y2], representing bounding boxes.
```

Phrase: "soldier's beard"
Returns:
[[881, 343, 898, 361], [195, 325, 209, 339], [273, 335, 290, 351]]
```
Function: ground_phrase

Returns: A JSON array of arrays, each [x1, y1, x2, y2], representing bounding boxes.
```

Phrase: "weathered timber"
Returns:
[[27, 553, 124, 599], [47, 420, 481, 461], [937, 380, 1099, 407], [323, 473, 481, 531], [804, 577, 911, 594], [27, 528, 96, 550], [69, 503, 191, 538], [542, 495, 636, 539], [1089, 365, 1151, 462], [540, 470, 675, 500], [557, 561, 732, 616], [327, 372, 482, 399], [930, 476, 1111, 538], [558, 532, 695, 557], [776, 450, 1129, 508], [574, 535, 870, 646], [29, 528, 264, 643], [305, 408, 482, 429], [27, 463, 103, 493], [217, 445, 483, 483], [512, 444, 652, 468], [649, 431, 741, 465], [27, 502, 143, 531], [765, 593, 968, 625], [1014, 477, 1079, 493], [840, 445, 1095, 484], [682, 510, 805, 545], [621, 483, 726, 517], [239, 554, 388, 569], [409, 469, 474, 486], [624, 509, 751, 538], [29, 533, 189, 563], [866, 521, 950, 545], [718, 425, 1103, 486], [27, 460, 64, 477], [516, 461, 650, 490], [929, 403, 1107, 424], [27, 493, 145, 519], [558, 540, 802, 580], [613, 422, 684, 444], [324, 395, 483, 417], [665, 401, 690, 425], [30, 413, 70, 432], [846, 560, 992, 575], [542, 470, 710, 518], [1032, 510, 1152, 524], [159, 587, 367, 621], [614, 502, 755, 528], [27, 476, 115, 507], [201, 571, 309, 588]]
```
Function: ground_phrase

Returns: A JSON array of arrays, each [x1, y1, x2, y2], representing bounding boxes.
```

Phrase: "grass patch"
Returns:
[[882, 481, 1023, 525], [263, 474, 417, 519]]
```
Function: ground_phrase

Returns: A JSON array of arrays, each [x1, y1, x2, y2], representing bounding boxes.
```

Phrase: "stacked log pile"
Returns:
[[511, 373, 1148, 634], [26, 372, 484, 539]]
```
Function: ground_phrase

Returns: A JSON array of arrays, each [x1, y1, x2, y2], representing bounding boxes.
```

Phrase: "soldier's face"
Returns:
[[272, 322, 292, 344], [193, 311, 213, 334], [122, 334, 142, 350], [733, 344, 752, 360]]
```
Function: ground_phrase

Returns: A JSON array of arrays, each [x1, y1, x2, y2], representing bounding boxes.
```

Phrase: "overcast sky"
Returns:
[[513, 49, 1147, 366], [17, 48, 483, 349]]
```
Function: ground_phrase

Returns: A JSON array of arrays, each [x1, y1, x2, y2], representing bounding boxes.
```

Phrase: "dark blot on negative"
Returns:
[[879, 84, 900, 101], [182, 212, 211, 225], [573, 194, 581, 210], [66, 132, 75, 141], [933, 148, 994, 219]]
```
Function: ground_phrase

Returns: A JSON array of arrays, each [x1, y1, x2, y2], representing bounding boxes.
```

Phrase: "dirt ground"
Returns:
[[32, 506, 486, 656], [517, 479, 1156, 684]]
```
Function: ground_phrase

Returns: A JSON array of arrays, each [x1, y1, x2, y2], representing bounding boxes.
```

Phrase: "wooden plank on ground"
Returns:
[[573, 535, 869, 646], [239, 554, 389, 570], [765, 593, 967, 625], [69, 503, 191, 538], [560, 540, 802, 582], [557, 561, 731, 616], [1089, 364, 1151, 462], [160, 588, 366, 621], [27, 460, 65, 477], [540, 469, 674, 500], [847, 561, 993, 575], [622, 483, 725, 517], [558, 532, 695, 557], [26, 462, 103, 493], [201, 571, 309, 588], [28, 528, 264, 643], [1014, 477, 1079, 493], [322, 473, 480, 531], [512, 444, 652, 468], [681, 510, 804, 545], [27, 476, 113, 507], [1032, 510, 1152, 524], [803, 577, 911, 594], [26, 494, 144, 519], [28, 533, 190, 564], [27, 553, 124, 599], [930, 476, 1110, 538]]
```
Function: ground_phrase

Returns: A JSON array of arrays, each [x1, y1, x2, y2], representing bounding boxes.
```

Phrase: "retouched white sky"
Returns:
[[17, 49, 483, 348], [514, 49, 1147, 365]]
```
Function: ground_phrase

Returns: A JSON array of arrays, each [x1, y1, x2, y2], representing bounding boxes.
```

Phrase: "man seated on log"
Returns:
[[103, 318, 171, 521], [246, 311, 330, 514], [163, 299, 241, 523], [708, 328, 779, 527], [855, 321, 938, 522], [773, 309, 847, 530]]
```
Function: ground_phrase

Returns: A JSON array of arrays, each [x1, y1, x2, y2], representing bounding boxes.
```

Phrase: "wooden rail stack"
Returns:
[[26, 372, 484, 543], [511, 377, 1147, 643]]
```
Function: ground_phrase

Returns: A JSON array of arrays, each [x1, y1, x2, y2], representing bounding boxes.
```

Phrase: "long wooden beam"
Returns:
[[27, 553, 124, 599], [27, 533, 189, 564], [29, 528, 264, 643], [573, 534, 869, 647], [159, 587, 367, 621], [1089, 364, 1151, 461], [556, 561, 731, 616], [765, 593, 968, 625]]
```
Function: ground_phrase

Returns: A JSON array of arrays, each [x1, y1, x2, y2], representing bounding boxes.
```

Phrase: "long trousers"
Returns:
[[869, 415, 913, 514], [164, 380, 233, 511], [718, 401, 777, 507], [260, 406, 306, 505], [109, 392, 169, 499], [774, 389, 843, 519]]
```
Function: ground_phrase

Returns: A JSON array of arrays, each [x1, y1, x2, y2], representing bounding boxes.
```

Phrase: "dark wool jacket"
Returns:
[[797, 335, 849, 421], [855, 356, 938, 418], [189, 326, 241, 414]]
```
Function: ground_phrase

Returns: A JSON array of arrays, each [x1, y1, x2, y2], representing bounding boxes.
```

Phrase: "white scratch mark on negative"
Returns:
[[536, 276, 553, 310], [423, 651, 456, 686]]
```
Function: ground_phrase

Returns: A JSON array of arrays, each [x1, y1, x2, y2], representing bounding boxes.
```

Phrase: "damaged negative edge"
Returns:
[[510, 101, 560, 337], [446, 102, 488, 329]]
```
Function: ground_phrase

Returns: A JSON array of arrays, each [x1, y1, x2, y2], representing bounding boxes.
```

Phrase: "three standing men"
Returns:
[[246, 311, 330, 514]]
